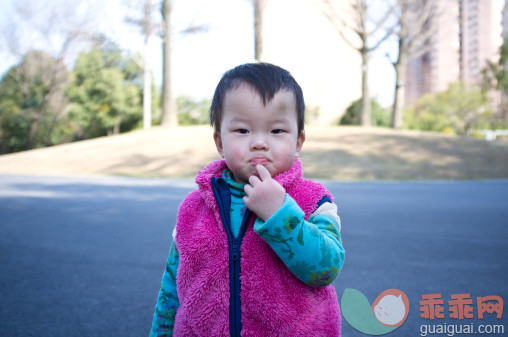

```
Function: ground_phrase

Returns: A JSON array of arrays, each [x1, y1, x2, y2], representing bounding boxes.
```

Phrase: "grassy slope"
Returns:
[[0, 125, 507, 180]]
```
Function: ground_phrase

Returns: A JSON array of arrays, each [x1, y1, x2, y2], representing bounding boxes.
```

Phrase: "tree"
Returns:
[[160, 0, 178, 127], [2, 0, 101, 61], [0, 0, 102, 152], [481, 34, 508, 128], [390, 0, 436, 129], [152, 0, 207, 128], [0, 51, 70, 153], [321, 0, 396, 126], [253, 0, 266, 61], [125, 0, 160, 130], [66, 45, 143, 138]]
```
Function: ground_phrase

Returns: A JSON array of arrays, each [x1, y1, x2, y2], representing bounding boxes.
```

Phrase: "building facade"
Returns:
[[405, 0, 505, 106]]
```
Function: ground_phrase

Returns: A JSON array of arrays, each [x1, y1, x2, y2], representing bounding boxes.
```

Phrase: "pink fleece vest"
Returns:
[[174, 159, 341, 336]]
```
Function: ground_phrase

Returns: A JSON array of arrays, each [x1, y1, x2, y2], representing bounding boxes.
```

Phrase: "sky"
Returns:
[[0, 0, 395, 107]]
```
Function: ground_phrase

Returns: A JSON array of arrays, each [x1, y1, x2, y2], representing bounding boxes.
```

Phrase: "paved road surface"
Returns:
[[1, 175, 507, 336]]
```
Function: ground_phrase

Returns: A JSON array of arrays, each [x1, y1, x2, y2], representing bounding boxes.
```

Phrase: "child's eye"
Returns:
[[271, 129, 284, 134], [236, 129, 249, 134]]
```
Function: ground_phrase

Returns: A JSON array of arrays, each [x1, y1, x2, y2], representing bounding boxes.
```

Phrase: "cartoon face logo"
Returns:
[[341, 288, 410, 335], [372, 289, 410, 327]]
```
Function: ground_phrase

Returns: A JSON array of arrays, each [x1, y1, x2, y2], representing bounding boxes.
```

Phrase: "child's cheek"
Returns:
[[224, 146, 246, 171], [230, 146, 245, 161], [278, 155, 296, 172]]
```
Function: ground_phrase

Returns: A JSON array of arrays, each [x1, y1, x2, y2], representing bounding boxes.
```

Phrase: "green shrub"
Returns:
[[403, 94, 453, 132], [305, 105, 320, 124], [339, 98, 390, 127], [177, 96, 211, 125], [403, 83, 492, 135]]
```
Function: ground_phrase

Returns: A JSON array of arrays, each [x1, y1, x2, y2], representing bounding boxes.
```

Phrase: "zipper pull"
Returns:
[[232, 251, 239, 261]]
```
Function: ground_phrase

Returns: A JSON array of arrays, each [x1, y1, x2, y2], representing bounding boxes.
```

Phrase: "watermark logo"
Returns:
[[418, 293, 504, 336], [419, 293, 503, 320], [341, 288, 410, 335]]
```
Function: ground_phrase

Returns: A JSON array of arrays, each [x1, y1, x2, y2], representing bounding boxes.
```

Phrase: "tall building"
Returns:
[[461, 0, 505, 85], [405, 1, 461, 106], [405, 0, 505, 106]]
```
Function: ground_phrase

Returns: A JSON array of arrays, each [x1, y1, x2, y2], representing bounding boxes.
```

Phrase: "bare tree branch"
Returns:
[[320, 0, 396, 126], [321, 5, 362, 51], [369, 24, 397, 52], [178, 24, 209, 35], [390, 0, 438, 129], [366, 3, 396, 38]]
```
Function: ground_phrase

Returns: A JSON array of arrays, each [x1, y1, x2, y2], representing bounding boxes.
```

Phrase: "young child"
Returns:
[[150, 63, 345, 336]]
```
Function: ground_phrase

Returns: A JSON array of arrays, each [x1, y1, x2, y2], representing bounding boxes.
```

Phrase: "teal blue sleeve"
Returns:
[[150, 240, 180, 337], [254, 195, 345, 287]]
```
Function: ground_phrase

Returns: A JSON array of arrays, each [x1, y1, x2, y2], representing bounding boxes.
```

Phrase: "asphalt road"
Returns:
[[1, 175, 507, 336]]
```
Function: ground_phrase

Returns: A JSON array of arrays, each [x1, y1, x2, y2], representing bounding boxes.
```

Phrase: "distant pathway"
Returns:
[[1, 175, 507, 336]]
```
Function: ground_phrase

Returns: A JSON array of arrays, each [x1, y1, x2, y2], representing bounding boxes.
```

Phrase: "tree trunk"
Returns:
[[392, 53, 408, 129], [160, 0, 178, 128], [26, 117, 41, 150], [114, 115, 122, 135], [361, 53, 371, 126], [254, 0, 264, 61], [143, 42, 152, 130]]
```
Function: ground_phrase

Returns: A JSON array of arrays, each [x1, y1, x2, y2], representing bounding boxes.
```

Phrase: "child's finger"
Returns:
[[248, 175, 261, 187], [256, 164, 271, 181], [243, 184, 253, 195]]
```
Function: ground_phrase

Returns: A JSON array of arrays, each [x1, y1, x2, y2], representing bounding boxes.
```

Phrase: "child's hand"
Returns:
[[243, 164, 286, 221]]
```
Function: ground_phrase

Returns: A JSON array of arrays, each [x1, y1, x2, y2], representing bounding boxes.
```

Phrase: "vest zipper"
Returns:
[[212, 178, 252, 337]]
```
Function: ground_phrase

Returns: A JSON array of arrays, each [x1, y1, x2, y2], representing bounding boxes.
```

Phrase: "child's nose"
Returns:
[[250, 135, 268, 151]]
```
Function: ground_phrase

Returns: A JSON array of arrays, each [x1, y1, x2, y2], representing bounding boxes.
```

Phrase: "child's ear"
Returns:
[[295, 132, 305, 158], [214, 131, 225, 158]]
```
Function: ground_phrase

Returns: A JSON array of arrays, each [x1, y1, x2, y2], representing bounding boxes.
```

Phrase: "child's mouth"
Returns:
[[250, 157, 268, 165]]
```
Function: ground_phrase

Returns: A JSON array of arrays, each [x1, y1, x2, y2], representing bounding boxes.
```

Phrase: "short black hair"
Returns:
[[210, 62, 305, 134]]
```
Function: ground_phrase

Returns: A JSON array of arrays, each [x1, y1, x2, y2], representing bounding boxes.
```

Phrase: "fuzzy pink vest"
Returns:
[[174, 159, 341, 336]]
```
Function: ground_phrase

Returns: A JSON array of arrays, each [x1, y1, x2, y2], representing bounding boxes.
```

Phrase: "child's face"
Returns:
[[214, 84, 305, 184]]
